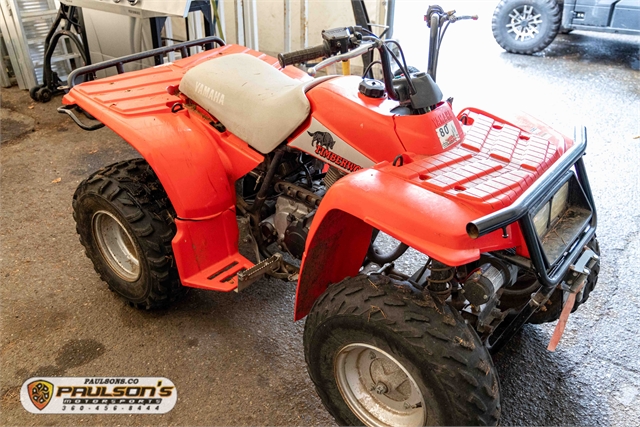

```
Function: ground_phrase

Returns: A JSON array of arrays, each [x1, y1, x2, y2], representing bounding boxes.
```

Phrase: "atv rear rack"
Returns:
[[59, 36, 225, 131], [65, 36, 225, 89]]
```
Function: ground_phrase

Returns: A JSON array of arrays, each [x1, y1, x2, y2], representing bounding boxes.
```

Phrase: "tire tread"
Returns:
[[304, 274, 500, 426], [73, 158, 183, 309]]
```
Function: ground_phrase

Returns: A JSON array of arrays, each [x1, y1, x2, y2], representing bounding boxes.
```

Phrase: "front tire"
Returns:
[[492, 0, 562, 54], [304, 274, 500, 426], [73, 159, 183, 309]]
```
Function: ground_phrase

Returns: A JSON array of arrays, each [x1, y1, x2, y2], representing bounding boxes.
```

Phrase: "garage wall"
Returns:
[[220, 0, 385, 57]]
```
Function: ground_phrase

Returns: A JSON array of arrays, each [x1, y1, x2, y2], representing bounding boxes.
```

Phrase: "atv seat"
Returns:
[[180, 53, 311, 154]]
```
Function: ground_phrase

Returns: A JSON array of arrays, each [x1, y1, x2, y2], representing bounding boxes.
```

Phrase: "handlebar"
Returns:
[[278, 43, 329, 68], [425, 6, 477, 27], [275, 6, 477, 108], [425, 8, 478, 81]]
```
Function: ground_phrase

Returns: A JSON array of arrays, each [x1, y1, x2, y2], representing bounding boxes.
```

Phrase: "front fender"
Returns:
[[294, 165, 519, 320]]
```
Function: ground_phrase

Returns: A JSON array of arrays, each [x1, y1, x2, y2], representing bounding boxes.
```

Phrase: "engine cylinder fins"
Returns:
[[323, 166, 346, 189]]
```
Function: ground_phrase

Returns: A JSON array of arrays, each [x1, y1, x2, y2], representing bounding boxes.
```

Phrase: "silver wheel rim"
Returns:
[[334, 343, 427, 427], [506, 5, 543, 41], [92, 210, 141, 282]]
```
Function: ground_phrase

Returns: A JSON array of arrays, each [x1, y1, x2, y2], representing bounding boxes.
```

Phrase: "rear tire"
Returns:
[[304, 274, 500, 426], [492, 0, 562, 54], [73, 159, 183, 309]]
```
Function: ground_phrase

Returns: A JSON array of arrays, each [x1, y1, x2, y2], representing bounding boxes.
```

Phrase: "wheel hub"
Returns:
[[370, 357, 412, 401], [92, 210, 141, 282], [506, 5, 543, 41], [334, 343, 426, 427]]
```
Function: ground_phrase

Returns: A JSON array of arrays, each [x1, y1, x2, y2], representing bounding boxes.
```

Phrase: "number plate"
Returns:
[[436, 120, 460, 149]]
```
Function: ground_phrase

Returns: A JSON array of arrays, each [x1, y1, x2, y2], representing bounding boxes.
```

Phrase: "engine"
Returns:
[[239, 153, 343, 260], [260, 195, 314, 258], [253, 172, 323, 258]]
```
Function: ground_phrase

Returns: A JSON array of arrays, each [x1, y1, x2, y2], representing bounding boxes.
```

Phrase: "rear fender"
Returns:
[[294, 166, 521, 320], [67, 101, 262, 282]]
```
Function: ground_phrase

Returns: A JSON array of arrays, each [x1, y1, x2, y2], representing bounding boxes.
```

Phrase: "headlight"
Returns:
[[533, 202, 550, 237], [533, 181, 570, 238], [550, 181, 569, 221], [530, 174, 592, 263]]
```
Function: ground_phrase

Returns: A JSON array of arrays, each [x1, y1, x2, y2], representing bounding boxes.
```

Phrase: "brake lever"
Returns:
[[308, 41, 379, 76], [450, 14, 479, 22]]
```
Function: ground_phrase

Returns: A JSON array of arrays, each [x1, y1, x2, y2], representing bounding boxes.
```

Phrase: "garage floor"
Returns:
[[1, 2, 639, 425]]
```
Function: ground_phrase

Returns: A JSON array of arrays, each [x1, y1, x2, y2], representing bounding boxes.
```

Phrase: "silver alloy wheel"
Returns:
[[334, 343, 427, 427], [92, 210, 141, 282], [507, 5, 543, 41]]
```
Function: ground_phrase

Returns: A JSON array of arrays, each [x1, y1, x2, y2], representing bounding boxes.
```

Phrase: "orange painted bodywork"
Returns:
[[293, 104, 572, 319], [62, 45, 308, 290], [303, 76, 405, 160], [62, 45, 574, 319]]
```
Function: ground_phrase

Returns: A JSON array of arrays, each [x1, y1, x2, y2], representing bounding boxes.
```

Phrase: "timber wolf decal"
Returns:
[[307, 131, 336, 150]]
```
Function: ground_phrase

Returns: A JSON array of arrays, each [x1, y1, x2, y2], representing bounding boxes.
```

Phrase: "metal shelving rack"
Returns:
[[0, 28, 14, 87], [0, 0, 80, 89]]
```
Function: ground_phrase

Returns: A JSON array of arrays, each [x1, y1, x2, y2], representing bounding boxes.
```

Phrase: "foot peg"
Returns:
[[237, 253, 299, 292]]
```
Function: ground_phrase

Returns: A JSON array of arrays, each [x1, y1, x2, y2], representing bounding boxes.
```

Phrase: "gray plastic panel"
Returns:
[[611, 0, 640, 31], [574, 0, 617, 27]]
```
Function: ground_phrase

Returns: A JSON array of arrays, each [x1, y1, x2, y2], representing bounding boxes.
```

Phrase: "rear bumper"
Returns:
[[467, 126, 597, 290]]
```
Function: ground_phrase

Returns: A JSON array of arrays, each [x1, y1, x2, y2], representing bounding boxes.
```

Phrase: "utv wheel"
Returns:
[[73, 159, 183, 309], [492, 0, 562, 54], [304, 274, 500, 426]]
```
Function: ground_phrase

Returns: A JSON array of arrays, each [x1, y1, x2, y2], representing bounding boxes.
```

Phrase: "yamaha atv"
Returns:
[[59, 5, 599, 426]]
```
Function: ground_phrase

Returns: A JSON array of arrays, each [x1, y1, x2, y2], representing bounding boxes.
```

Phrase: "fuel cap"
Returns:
[[358, 79, 386, 98]]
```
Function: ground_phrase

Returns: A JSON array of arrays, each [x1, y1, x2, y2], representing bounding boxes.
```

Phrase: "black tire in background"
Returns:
[[73, 159, 183, 309], [492, 0, 562, 54], [304, 274, 501, 426]]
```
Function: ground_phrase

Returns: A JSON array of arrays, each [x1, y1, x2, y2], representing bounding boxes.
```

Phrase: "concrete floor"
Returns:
[[1, 2, 639, 425]]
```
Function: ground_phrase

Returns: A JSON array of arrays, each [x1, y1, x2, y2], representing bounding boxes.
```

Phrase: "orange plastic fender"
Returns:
[[294, 162, 524, 320], [61, 45, 281, 287]]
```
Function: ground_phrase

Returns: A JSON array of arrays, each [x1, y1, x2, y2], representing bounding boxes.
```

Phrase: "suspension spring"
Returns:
[[427, 259, 455, 301]]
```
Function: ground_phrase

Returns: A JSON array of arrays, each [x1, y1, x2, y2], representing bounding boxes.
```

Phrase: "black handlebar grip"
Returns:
[[278, 43, 328, 67]]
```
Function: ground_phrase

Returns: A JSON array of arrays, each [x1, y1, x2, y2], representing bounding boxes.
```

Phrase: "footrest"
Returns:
[[237, 253, 283, 292], [182, 254, 254, 292]]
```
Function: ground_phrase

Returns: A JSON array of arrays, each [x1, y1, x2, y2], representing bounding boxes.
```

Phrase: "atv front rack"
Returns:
[[65, 36, 225, 89], [467, 126, 597, 291]]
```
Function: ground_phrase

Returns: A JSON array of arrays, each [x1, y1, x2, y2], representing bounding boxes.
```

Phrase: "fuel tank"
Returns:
[[288, 75, 465, 170]]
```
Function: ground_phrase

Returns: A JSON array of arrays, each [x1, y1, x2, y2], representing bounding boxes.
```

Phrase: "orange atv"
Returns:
[[59, 6, 599, 426]]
